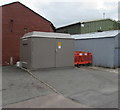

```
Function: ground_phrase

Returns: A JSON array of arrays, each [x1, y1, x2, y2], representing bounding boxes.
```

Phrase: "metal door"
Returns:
[[31, 38, 56, 69], [55, 39, 74, 67]]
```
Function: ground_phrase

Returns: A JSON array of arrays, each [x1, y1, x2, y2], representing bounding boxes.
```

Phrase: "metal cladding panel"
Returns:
[[81, 19, 114, 34], [75, 38, 115, 68], [114, 49, 120, 68], [56, 23, 81, 35], [31, 38, 56, 70], [114, 33, 120, 68], [55, 39, 74, 67], [118, 33, 120, 67]]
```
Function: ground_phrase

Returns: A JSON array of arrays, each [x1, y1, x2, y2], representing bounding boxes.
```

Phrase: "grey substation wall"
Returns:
[[75, 37, 120, 68], [20, 32, 74, 70], [114, 34, 120, 68]]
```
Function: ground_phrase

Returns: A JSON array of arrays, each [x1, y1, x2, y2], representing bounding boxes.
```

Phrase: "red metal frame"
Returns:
[[74, 51, 92, 66]]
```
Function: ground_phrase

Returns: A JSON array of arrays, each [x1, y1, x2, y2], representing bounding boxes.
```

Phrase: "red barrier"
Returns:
[[74, 51, 92, 66]]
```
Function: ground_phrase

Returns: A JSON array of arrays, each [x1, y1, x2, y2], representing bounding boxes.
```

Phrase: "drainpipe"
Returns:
[[10, 57, 13, 65]]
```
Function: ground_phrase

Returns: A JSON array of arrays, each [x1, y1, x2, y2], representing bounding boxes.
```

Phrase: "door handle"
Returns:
[[55, 49, 58, 52]]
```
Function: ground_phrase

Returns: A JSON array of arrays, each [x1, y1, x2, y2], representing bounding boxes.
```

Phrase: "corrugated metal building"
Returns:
[[20, 32, 74, 70], [1, 2, 55, 65], [72, 30, 120, 68], [56, 19, 120, 35]]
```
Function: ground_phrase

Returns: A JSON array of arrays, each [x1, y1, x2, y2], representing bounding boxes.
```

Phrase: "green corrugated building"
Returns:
[[56, 19, 120, 35]]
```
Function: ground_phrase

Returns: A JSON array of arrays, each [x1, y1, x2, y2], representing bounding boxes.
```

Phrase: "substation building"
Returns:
[[20, 32, 74, 70]]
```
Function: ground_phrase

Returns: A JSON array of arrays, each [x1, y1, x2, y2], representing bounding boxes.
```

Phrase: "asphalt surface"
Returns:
[[32, 67, 118, 108], [2, 66, 118, 108], [2, 66, 53, 106]]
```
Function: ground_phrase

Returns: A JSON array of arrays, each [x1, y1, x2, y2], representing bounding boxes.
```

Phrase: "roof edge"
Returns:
[[75, 36, 116, 40], [72, 30, 119, 40], [0, 1, 20, 7], [21, 31, 73, 39], [57, 22, 81, 30], [56, 18, 118, 30]]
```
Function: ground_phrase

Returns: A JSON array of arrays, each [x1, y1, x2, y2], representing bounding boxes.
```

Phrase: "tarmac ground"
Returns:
[[2, 66, 118, 108]]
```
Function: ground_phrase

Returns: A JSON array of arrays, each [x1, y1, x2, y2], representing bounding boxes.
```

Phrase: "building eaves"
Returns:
[[21, 31, 73, 39], [72, 30, 119, 40], [81, 18, 114, 23], [57, 22, 81, 30]]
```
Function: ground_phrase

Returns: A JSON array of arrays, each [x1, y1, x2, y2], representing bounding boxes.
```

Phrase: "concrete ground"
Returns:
[[2, 66, 118, 108]]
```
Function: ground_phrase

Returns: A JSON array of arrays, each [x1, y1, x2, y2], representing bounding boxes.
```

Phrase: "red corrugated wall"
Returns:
[[2, 2, 54, 65]]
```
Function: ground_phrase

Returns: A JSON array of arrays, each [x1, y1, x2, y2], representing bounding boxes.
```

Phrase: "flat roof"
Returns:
[[21, 31, 73, 39], [72, 30, 119, 40]]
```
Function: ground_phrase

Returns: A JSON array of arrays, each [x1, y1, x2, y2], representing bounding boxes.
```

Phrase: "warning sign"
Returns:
[[58, 42, 62, 49]]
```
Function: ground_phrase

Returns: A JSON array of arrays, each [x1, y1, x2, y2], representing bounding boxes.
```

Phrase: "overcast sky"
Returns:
[[0, 0, 119, 28]]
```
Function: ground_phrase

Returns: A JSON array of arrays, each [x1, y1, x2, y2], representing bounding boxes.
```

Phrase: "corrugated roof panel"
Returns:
[[72, 30, 119, 39], [80, 18, 114, 23], [22, 31, 73, 39]]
